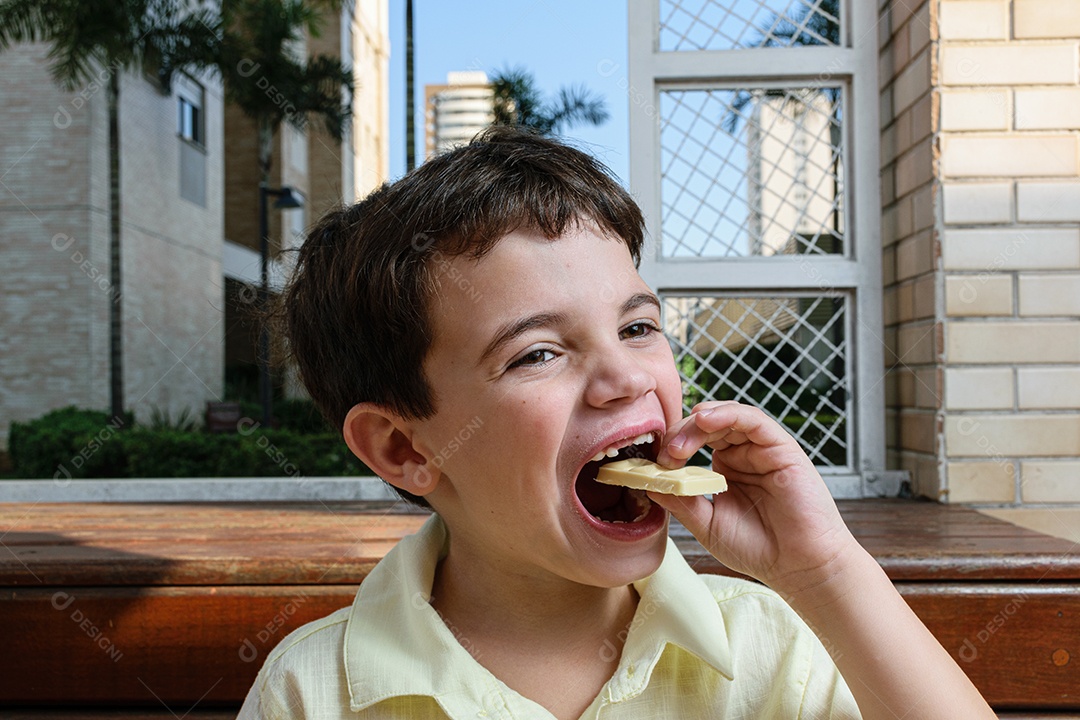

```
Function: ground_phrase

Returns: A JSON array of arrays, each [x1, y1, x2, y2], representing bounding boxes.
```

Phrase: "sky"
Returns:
[[387, 0, 631, 184]]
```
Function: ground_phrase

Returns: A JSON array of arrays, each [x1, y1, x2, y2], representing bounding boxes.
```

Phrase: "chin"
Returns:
[[573, 523, 670, 589]]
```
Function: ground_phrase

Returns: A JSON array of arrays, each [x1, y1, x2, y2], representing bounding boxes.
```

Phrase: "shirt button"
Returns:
[[626, 664, 635, 677]]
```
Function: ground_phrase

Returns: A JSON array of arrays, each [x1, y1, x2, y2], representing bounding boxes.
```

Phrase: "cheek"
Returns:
[[653, 354, 686, 422]]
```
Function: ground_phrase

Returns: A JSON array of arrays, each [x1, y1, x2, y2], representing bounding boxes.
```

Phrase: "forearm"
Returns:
[[782, 546, 995, 720]]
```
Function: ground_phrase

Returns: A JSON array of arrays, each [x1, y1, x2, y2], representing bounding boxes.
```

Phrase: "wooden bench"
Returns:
[[1, 499, 1078, 715]]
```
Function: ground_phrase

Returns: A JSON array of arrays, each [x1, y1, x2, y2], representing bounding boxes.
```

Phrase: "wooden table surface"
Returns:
[[1, 498, 1078, 711], [2, 498, 1078, 585]]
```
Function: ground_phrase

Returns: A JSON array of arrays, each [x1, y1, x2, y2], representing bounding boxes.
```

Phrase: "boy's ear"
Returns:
[[342, 403, 439, 497]]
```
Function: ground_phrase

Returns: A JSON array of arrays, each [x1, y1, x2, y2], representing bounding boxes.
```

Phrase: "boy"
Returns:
[[239, 127, 994, 719]]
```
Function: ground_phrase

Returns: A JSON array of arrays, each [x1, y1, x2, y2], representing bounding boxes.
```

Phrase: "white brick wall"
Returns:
[[941, 135, 1078, 177], [942, 182, 1013, 224], [941, 44, 1079, 86], [946, 322, 1080, 363], [1021, 461, 1080, 502], [933, 2, 1080, 504], [1014, 0, 1080, 39], [946, 414, 1080, 456], [942, 228, 1080, 270], [939, 0, 1010, 41], [1017, 182, 1080, 222], [1018, 273, 1080, 315], [1015, 89, 1080, 130], [947, 461, 1016, 502], [1018, 367, 1080, 408], [944, 274, 1014, 316], [940, 90, 1010, 131], [945, 367, 1014, 409]]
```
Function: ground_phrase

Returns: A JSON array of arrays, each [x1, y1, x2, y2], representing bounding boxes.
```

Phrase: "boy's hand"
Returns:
[[651, 401, 859, 597], [651, 401, 997, 719]]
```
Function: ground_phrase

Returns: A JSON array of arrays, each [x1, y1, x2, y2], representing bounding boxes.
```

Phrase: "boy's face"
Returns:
[[412, 225, 684, 589]]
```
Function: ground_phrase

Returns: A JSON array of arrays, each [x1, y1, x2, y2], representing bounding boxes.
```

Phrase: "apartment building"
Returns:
[[0, 0, 389, 445]]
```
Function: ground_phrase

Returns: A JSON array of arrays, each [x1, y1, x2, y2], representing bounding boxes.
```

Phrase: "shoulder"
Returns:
[[695, 573, 860, 717], [697, 572, 795, 615], [698, 572, 824, 646], [261, 605, 351, 669], [238, 607, 353, 720]]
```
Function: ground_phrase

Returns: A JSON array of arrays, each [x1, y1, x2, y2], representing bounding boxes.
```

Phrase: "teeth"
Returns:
[[589, 432, 657, 464]]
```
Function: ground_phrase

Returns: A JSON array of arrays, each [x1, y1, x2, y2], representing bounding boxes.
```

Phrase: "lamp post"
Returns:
[[258, 183, 303, 428]]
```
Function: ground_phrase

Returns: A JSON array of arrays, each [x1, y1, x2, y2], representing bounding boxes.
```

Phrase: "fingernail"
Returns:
[[697, 408, 714, 418], [670, 433, 686, 450]]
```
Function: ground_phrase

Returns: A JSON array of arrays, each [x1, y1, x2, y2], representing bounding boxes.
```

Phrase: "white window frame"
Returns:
[[628, 0, 890, 497]]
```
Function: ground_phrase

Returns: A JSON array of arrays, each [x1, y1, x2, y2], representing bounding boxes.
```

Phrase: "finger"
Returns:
[[692, 403, 792, 449], [655, 414, 703, 467], [689, 399, 741, 415], [646, 491, 714, 538]]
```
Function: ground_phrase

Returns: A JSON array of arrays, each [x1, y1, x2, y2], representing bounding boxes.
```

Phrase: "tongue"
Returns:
[[575, 459, 652, 523], [576, 460, 623, 516]]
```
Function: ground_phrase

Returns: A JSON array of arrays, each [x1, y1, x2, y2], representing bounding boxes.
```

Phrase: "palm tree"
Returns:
[[176, 0, 353, 190], [405, 0, 416, 171], [0, 0, 212, 424], [169, 0, 351, 422], [490, 66, 609, 136]]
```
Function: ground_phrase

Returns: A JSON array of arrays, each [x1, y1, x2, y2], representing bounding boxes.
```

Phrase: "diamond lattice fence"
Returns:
[[660, 87, 845, 258], [664, 294, 850, 467], [659, 0, 841, 51]]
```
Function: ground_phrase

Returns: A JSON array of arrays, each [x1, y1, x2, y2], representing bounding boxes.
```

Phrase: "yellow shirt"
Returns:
[[238, 515, 860, 719]]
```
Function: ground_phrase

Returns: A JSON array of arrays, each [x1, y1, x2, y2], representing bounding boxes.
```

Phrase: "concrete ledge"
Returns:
[[0, 477, 397, 503]]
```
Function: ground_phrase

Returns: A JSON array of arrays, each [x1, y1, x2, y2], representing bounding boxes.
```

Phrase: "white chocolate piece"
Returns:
[[596, 457, 727, 496]]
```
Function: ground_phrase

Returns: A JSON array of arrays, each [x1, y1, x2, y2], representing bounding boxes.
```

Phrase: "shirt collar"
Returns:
[[344, 514, 733, 715], [608, 536, 734, 701]]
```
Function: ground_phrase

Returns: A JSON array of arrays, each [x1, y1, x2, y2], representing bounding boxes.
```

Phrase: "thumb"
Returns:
[[648, 492, 714, 540]]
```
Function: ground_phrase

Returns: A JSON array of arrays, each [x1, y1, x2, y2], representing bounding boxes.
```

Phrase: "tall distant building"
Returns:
[[746, 91, 842, 257], [0, 1, 389, 446], [223, 3, 390, 400], [424, 71, 494, 158]]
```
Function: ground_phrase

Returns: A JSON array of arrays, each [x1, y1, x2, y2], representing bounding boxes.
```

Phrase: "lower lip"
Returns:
[[574, 495, 667, 541]]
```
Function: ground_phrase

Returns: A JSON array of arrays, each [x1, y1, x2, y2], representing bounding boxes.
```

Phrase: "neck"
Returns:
[[429, 539, 639, 658]]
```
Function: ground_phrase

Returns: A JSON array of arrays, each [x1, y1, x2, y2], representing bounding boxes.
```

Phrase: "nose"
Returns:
[[583, 342, 657, 407]]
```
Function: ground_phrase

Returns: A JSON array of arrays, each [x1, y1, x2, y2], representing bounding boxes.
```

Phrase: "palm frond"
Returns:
[[723, 0, 841, 133], [542, 84, 610, 135], [490, 65, 608, 136]]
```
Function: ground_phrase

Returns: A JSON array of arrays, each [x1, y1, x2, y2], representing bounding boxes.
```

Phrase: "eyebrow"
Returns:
[[479, 312, 568, 366], [622, 292, 662, 316], [478, 293, 662, 367]]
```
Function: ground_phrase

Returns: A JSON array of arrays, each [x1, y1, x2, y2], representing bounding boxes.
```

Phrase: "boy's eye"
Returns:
[[509, 348, 556, 369], [620, 321, 659, 340]]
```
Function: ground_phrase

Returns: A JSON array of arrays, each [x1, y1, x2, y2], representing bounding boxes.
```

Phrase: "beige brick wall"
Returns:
[[887, 0, 1080, 504], [0, 43, 225, 446], [881, 0, 943, 498]]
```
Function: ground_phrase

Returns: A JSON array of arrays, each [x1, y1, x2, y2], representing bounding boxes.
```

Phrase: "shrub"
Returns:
[[7, 407, 370, 479], [9, 407, 132, 479], [272, 398, 333, 434], [123, 429, 369, 478], [234, 398, 333, 434]]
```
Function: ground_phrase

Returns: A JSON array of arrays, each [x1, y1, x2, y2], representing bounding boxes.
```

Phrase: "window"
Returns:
[[175, 74, 207, 206], [631, 0, 890, 498], [179, 96, 202, 145], [176, 74, 205, 146]]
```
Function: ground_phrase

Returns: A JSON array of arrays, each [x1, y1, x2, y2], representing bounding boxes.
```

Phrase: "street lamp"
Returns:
[[258, 183, 303, 427]]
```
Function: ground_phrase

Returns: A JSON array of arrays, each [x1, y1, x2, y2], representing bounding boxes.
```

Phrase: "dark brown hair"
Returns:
[[276, 126, 644, 506]]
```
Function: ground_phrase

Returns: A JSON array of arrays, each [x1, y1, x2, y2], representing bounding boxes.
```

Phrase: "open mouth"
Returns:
[[575, 432, 659, 524]]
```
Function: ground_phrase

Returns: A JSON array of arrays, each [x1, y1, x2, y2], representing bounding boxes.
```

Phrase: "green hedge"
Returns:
[[8, 407, 370, 479], [9, 407, 133, 479]]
